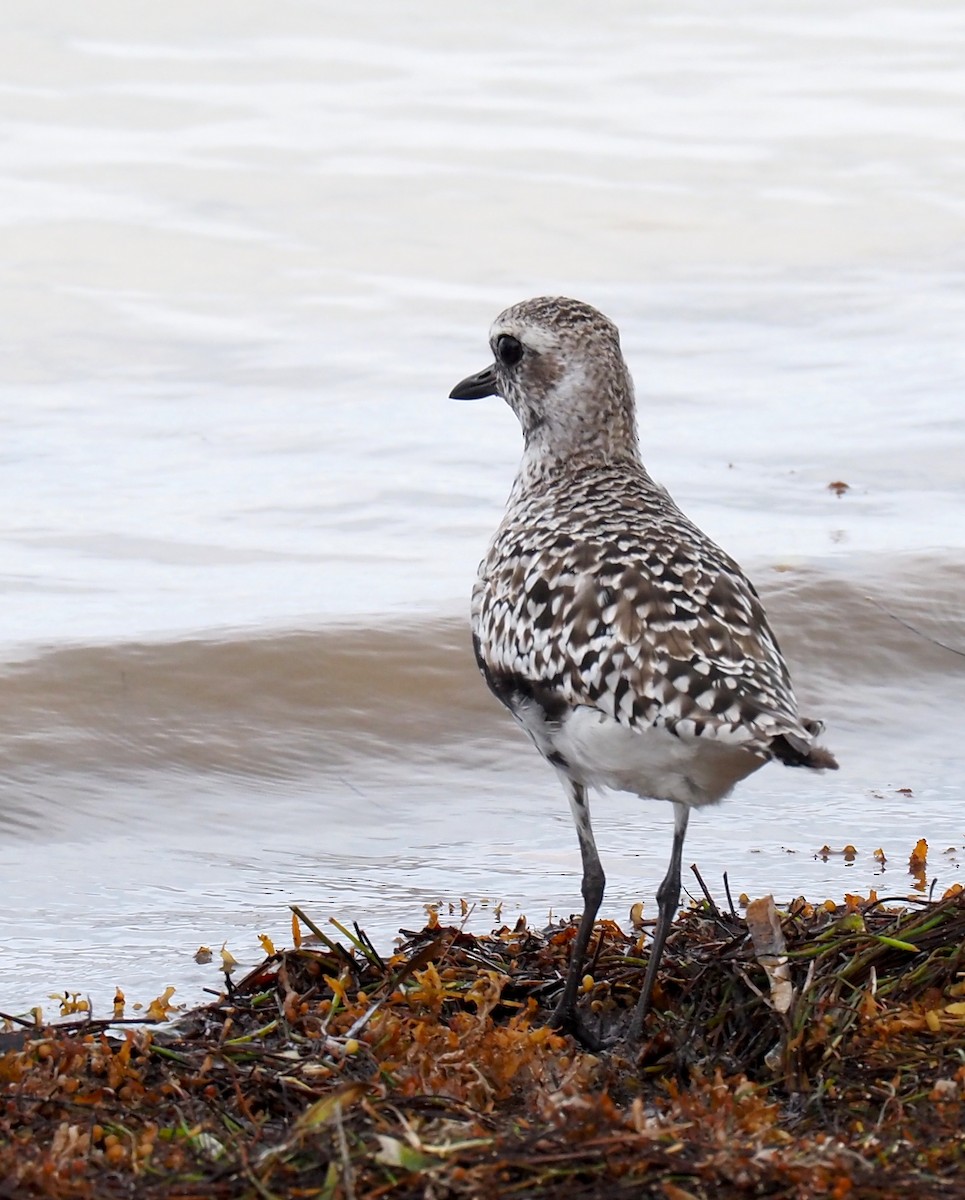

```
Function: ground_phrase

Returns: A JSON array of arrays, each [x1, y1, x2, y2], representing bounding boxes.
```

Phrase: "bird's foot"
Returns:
[[546, 1001, 612, 1053], [608, 1011, 677, 1070]]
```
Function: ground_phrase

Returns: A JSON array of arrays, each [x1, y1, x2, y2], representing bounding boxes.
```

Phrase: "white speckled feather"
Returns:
[[465, 296, 836, 807]]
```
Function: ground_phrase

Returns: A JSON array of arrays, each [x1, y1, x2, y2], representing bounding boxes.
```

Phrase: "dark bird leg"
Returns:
[[549, 776, 606, 1043], [626, 801, 689, 1041]]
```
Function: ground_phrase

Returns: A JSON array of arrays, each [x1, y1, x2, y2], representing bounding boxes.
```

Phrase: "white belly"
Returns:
[[516, 702, 765, 808]]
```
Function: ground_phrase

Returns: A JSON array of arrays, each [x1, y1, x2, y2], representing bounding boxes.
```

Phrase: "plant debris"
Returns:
[[3, 884, 965, 1198]]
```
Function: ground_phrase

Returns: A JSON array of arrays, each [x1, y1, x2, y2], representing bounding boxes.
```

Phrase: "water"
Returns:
[[1, 1, 964, 1017]]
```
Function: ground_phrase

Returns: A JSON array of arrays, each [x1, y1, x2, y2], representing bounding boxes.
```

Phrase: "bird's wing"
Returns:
[[473, 512, 812, 756]]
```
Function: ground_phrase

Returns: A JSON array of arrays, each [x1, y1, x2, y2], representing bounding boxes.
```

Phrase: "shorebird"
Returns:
[[451, 296, 837, 1043]]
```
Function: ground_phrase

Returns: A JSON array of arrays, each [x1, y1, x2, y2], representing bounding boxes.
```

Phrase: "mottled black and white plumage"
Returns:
[[451, 296, 837, 1044]]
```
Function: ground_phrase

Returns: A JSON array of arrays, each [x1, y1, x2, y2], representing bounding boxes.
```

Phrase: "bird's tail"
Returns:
[[771, 718, 839, 770]]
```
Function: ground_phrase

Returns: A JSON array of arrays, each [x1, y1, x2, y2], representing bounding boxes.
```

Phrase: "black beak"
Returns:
[[449, 363, 498, 400]]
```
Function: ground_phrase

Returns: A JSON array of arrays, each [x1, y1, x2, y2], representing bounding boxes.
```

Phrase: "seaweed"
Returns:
[[2, 883, 964, 1198]]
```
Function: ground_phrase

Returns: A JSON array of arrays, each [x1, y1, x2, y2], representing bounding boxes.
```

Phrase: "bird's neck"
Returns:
[[514, 361, 642, 484], [515, 428, 642, 493]]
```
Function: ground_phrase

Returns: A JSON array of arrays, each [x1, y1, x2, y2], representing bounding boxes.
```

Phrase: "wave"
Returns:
[[0, 553, 961, 782]]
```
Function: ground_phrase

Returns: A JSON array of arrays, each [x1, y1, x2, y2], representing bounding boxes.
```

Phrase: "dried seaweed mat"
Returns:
[[2, 886, 965, 1199]]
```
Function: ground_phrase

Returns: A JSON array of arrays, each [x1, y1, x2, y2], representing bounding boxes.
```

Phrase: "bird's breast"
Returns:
[[516, 700, 765, 807]]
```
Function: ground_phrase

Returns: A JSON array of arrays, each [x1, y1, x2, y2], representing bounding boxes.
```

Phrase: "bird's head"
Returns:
[[450, 296, 640, 465]]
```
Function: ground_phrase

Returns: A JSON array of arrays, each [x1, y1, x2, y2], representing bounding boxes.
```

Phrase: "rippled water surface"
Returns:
[[1, 1, 964, 1015]]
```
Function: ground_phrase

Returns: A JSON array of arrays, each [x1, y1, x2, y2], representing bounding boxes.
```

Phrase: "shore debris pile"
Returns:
[[2, 884, 964, 1198]]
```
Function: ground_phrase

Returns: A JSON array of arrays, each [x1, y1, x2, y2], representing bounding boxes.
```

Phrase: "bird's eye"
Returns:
[[496, 334, 524, 366]]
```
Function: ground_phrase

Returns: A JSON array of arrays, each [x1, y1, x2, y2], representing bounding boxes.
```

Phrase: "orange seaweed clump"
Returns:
[[3, 886, 965, 1198]]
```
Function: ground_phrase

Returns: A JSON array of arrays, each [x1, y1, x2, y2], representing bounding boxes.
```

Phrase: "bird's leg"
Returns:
[[549, 777, 606, 1043], [626, 802, 689, 1041]]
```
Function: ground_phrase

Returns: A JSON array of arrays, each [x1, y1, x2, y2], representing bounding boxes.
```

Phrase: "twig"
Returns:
[[723, 871, 738, 920], [0, 1010, 39, 1030], [690, 863, 721, 919], [290, 905, 358, 970], [588, 927, 606, 977], [354, 921, 386, 971]]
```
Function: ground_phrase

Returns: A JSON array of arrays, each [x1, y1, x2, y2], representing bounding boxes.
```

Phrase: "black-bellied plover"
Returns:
[[451, 296, 837, 1044]]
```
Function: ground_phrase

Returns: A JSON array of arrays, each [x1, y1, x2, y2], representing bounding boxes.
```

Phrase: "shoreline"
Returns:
[[3, 883, 964, 1198]]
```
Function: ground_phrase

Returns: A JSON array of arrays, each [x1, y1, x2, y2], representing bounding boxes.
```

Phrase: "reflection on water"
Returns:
[[1, 0, 964, 1013]]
